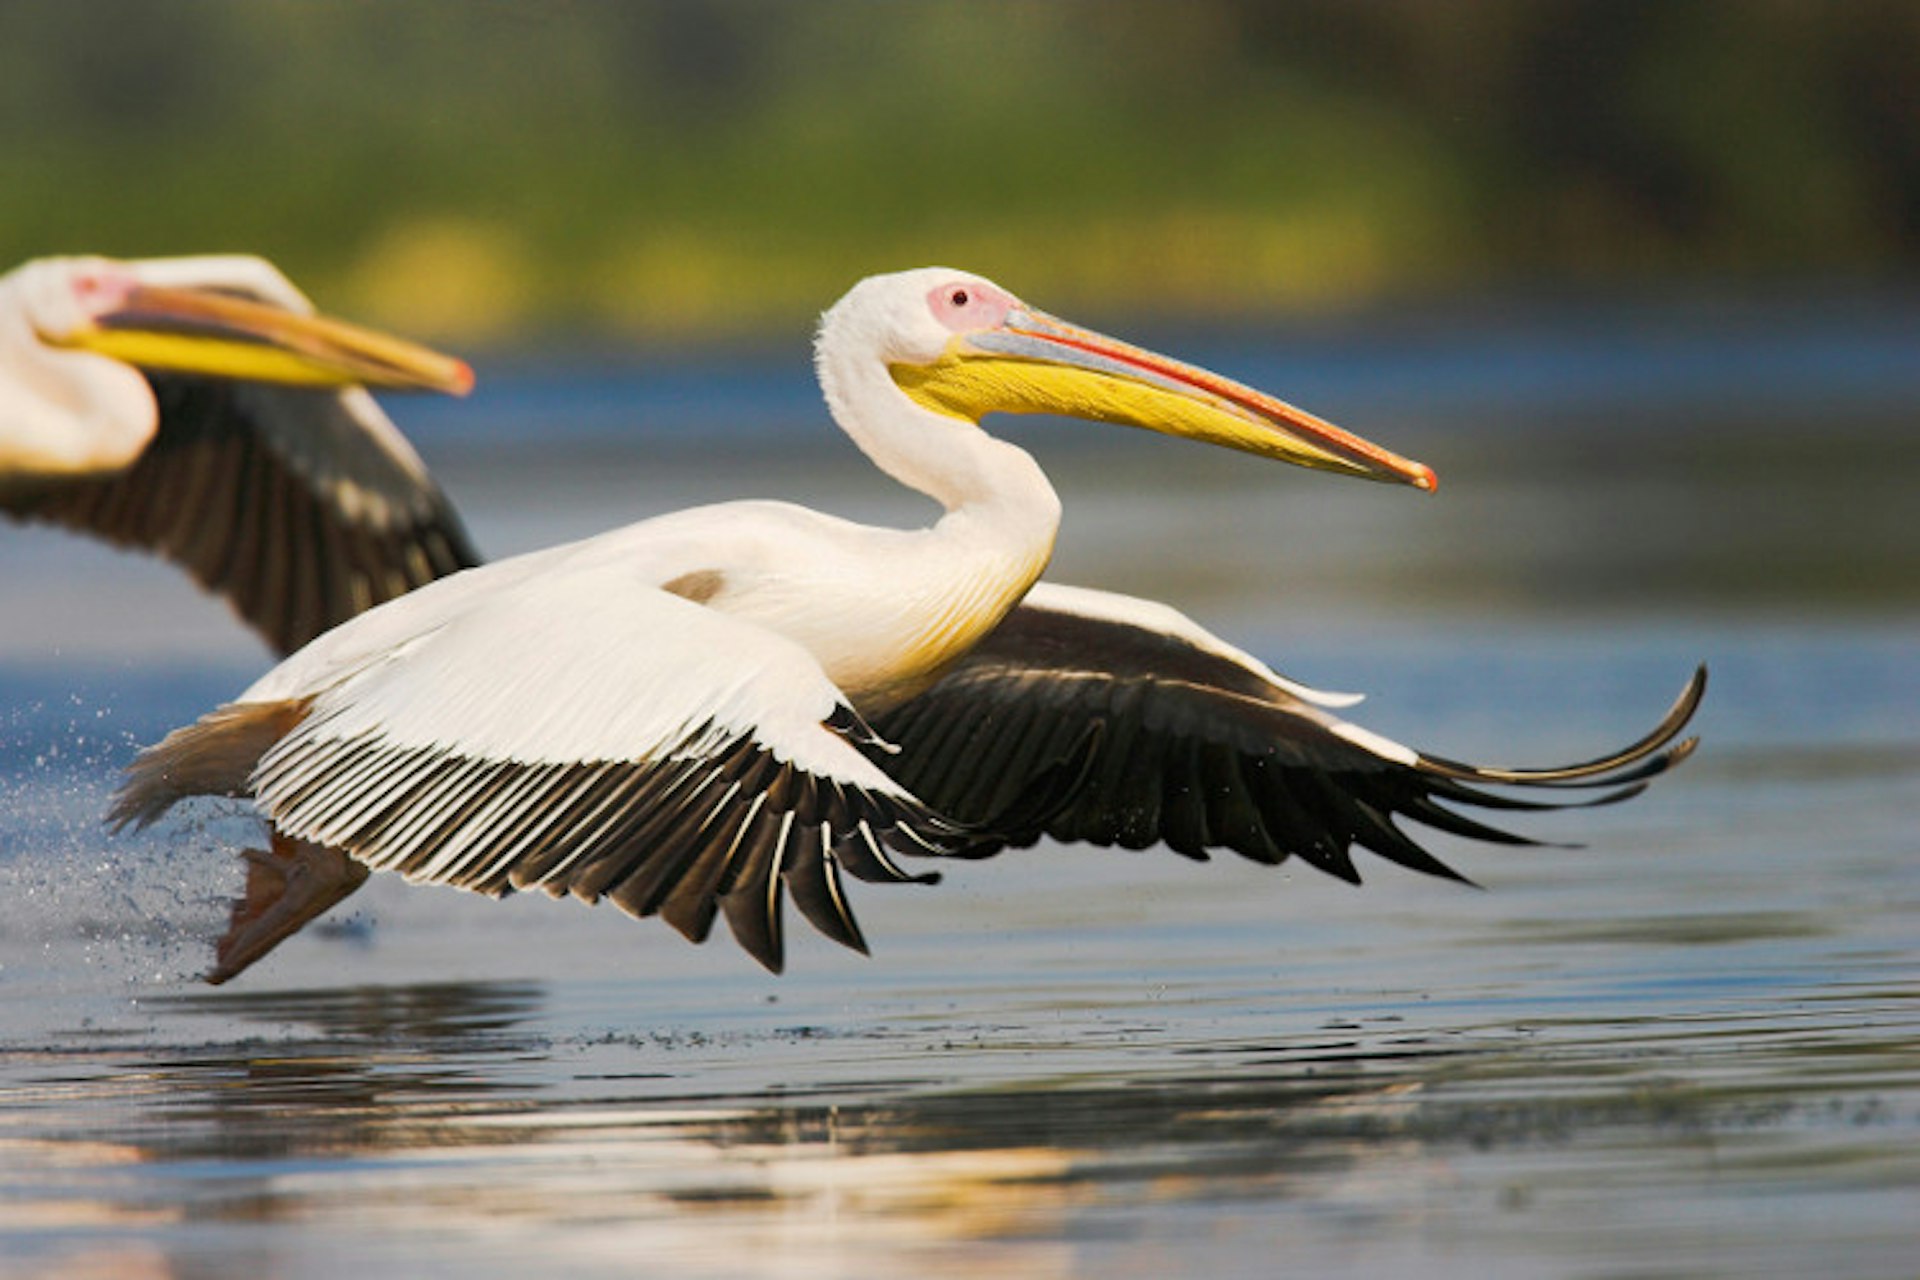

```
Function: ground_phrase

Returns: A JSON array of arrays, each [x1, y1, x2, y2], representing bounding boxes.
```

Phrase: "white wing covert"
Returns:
[[248, 564, 969, 971]]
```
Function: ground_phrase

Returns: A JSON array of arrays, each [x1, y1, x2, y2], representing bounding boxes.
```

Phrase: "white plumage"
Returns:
[[118, 266, 1702, 981]]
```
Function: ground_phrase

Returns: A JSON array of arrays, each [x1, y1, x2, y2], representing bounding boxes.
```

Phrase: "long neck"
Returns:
[[811, 336, 1061, 710], [817, 336, 1061, 563]]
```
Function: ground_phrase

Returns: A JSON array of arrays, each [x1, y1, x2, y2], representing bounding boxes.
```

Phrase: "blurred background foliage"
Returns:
[[2, 0, 1916, 344]]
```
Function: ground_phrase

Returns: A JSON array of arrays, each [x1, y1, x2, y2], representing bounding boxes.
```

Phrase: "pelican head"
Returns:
[[830, 267, 1434, 491], [2, 254, 473, 476], [16, 255, 473, 395]]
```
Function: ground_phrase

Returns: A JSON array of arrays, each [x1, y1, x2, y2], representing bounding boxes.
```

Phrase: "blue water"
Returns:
[[1, 306, 1916, 1278]]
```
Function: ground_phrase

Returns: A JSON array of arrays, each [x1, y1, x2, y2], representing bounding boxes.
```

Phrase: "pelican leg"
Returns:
[[207, 831, 369, 985]]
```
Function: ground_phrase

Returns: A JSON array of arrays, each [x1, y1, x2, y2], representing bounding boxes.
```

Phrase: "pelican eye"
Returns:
[[925, 280, 1010, 333]]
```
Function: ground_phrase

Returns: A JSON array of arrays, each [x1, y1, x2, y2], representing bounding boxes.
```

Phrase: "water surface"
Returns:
[[1, 312, 1915, 1278]]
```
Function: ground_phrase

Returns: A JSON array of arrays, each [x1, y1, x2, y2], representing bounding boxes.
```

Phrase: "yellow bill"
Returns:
[[894, 305, 1434, 490], [56, 284, 473, 396]]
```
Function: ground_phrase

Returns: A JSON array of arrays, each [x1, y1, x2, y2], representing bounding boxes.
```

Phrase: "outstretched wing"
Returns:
[[1, 375, 477, 654], [870, 583, 1704, 882], [233, 561, 967, 972]]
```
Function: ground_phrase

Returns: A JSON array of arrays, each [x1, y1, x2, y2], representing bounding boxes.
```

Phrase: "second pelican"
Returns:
[[0, 254, 478, 654], [116, 268, 1701, 980]]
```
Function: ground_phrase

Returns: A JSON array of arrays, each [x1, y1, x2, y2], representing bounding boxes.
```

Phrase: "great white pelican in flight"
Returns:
[[114, 268, 1702, 982], [0, 254, 478, 654]]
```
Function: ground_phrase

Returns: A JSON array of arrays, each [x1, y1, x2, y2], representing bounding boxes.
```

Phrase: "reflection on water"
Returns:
[[117, 983, 549, 1164], [2, 954, 1915, 1279], [158, 978, 546, 1043]]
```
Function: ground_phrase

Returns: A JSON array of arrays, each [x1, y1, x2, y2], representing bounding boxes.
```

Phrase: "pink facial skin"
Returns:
[[926, 280, 1017, 333], [66, 262, 143, 325]]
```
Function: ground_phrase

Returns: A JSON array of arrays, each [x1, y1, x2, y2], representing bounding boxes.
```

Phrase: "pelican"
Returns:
[[114, 267, 1702, 983], [1, 254, 479, 654]]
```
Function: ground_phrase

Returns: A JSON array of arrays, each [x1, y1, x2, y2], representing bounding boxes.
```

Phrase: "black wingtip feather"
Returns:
[[1418, 666, 1706, 787], [783, 828, 871, 956]]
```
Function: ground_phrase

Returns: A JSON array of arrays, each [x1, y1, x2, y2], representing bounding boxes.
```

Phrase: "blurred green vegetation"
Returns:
[[3, 0, 1915, 343]]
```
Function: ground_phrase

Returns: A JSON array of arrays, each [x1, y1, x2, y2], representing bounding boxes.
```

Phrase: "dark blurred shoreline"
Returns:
[[7, 3, 1919, 344]]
